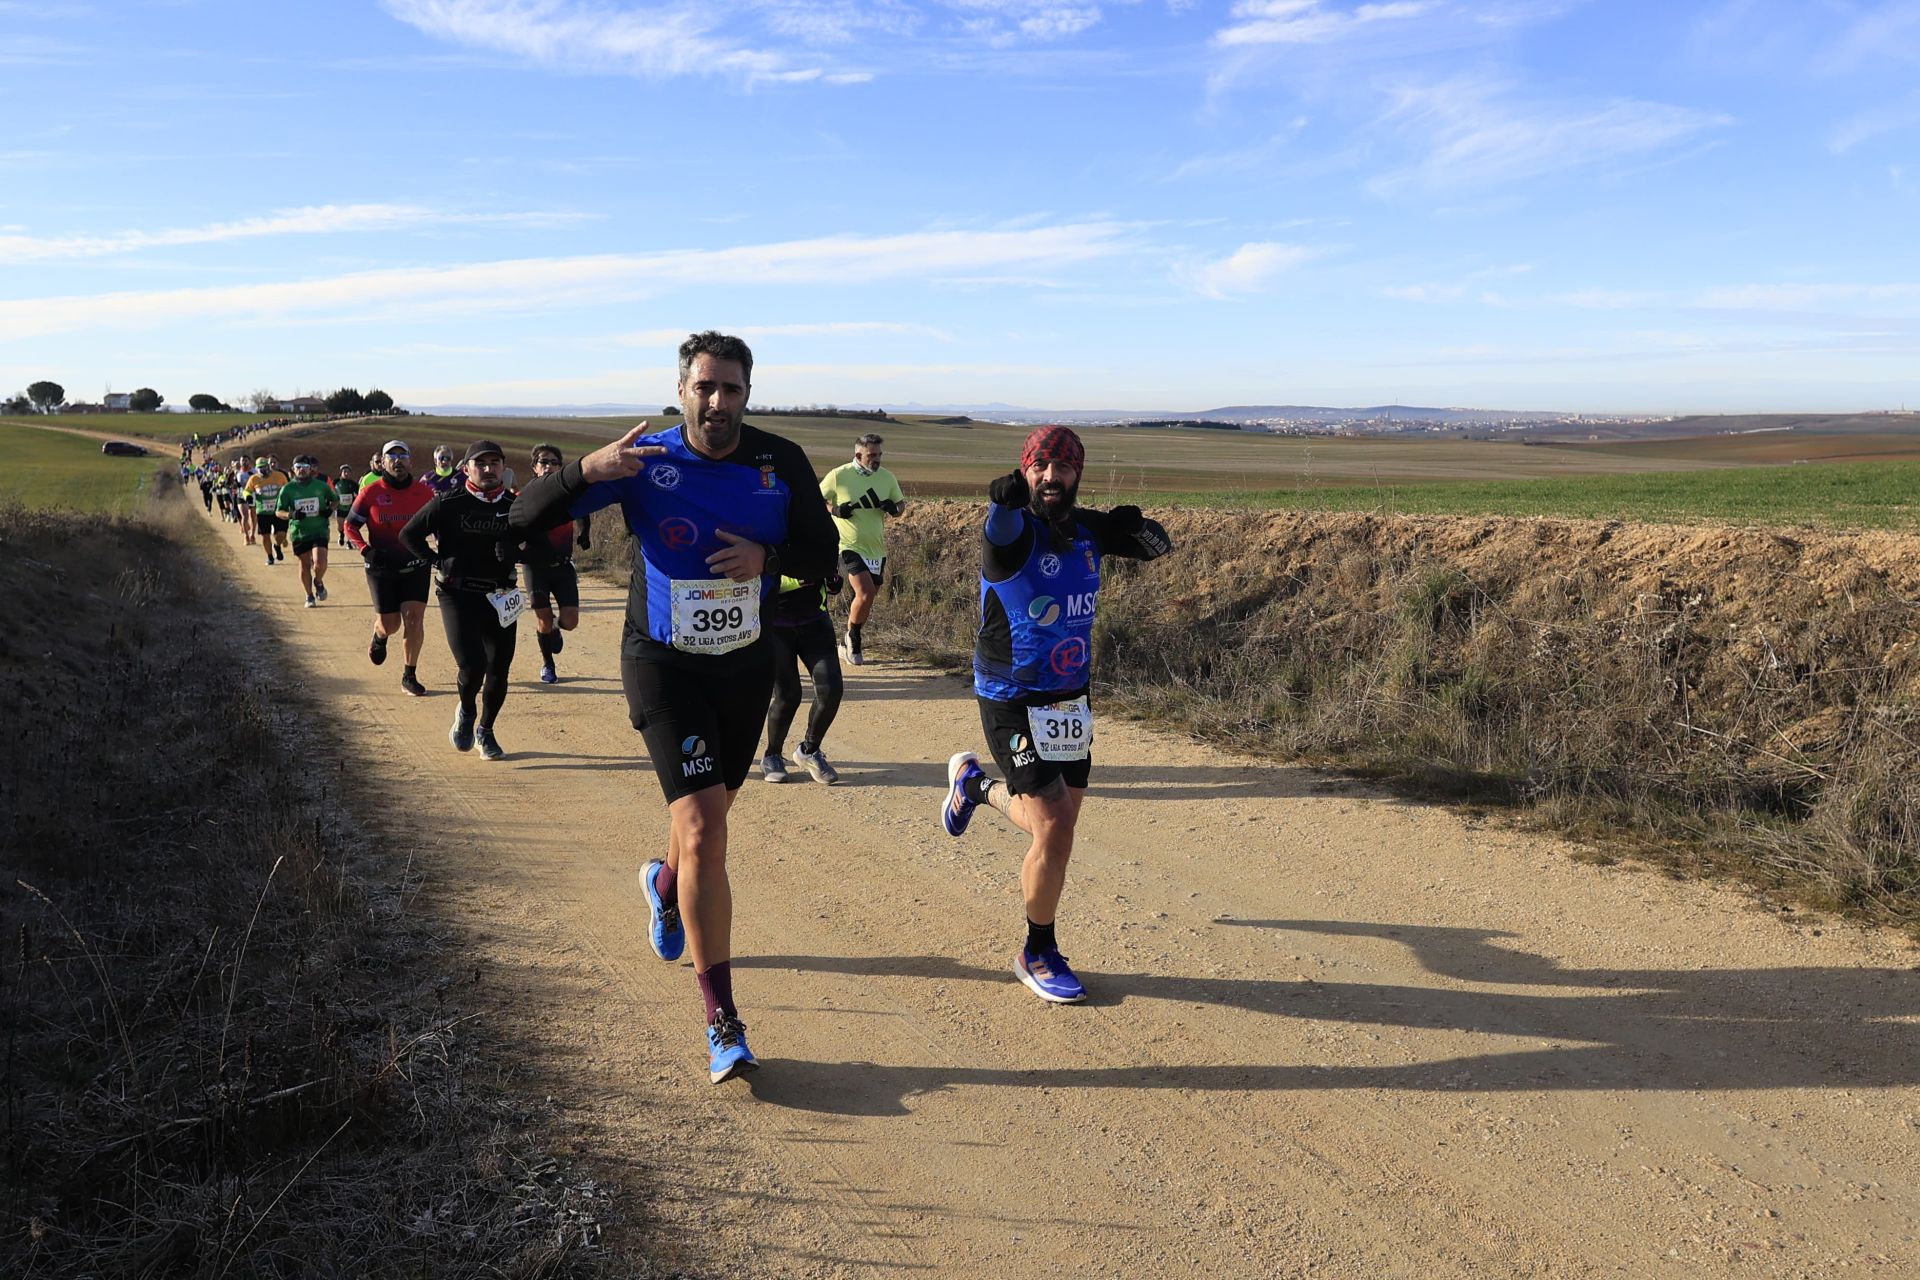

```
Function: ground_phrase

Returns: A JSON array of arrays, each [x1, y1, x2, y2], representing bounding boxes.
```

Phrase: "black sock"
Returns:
[[962, 772, 993, 805], [799, 739, 816, 755], [537, 630, 557, 660], [848, 622, 863, 650], [550, 629, 564, 654], [403, 663, 416, 678], [1025, 919, 1056, 956]]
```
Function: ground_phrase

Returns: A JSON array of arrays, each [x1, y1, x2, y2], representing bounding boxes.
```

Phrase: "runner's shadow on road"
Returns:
[[736, 937, 1920, 1114], [510, 751, 647, 772], [829, 759, 1332, 802]]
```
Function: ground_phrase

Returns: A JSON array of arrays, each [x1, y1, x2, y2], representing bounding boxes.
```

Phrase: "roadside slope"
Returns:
[[197, 503, 1920, 1278]]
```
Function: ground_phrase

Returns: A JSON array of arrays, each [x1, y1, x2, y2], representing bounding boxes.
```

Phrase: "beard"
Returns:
[[685, 408, 744, 458], [1029, 478, 1078, 522]]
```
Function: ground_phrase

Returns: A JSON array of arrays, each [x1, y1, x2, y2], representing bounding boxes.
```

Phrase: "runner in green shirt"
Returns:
[[334, 464, 360, 547], [818, 432, 906, 666], [276, 455, 338, 608]]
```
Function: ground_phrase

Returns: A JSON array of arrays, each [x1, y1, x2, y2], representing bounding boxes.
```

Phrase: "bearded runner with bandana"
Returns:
[[939, 425, 1173, 1004], [510, 330, 837, 1084]]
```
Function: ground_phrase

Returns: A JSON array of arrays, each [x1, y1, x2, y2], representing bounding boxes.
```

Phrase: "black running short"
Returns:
[[522, 559, 579, 611], [839, 549, 884, 585], [622, 653, 775, 803], [256, 512, 286, 538], [366, 566, 430, 615], [979, 692, 1093, 796], [292, 534, 329, 557]]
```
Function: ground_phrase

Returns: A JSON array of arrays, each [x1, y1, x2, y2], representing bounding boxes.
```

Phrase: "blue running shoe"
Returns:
[[706, 1012, 758, 1083], [539, 663, 558, 684], [943, 751, 984, 837], [1015, 949, 1087, 1003], [639, 860, 685, 962]]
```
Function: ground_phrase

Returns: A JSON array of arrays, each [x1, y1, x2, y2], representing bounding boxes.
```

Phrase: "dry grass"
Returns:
[[0, 485, 630, 1277], [878, 504, 1920, 932]]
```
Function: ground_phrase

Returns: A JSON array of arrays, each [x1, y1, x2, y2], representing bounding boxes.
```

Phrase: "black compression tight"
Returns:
[[438, 591, 518, 726], [765, 617, 843, 753]]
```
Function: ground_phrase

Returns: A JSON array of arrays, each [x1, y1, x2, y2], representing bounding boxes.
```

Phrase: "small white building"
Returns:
[[103, 392, 132, 411]]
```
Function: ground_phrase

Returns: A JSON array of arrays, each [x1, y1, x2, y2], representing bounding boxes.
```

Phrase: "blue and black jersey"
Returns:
[[511, 423, 837, 668], [974, 504, 1173, 703]]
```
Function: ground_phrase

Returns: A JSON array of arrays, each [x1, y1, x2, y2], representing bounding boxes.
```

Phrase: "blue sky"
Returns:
[[3, 0, 1917, 413]]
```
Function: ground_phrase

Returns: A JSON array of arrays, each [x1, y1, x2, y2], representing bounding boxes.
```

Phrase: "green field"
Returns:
[[1156, 456, 1920, 529], [0, 423, 169, 515], [25, 407, 1919, 529], [0, 410, 278, 443]]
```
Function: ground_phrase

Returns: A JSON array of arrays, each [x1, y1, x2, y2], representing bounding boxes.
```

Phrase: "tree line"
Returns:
[[4, 381, 395, 415]]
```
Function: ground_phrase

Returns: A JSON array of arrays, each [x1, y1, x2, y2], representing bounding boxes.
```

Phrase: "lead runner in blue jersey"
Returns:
[[510, 331, 837, 1083], [940, 425, 1174, 1004]]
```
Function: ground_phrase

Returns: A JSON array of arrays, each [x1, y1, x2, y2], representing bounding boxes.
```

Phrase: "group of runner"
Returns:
[[201, 331, 1173, 1084]]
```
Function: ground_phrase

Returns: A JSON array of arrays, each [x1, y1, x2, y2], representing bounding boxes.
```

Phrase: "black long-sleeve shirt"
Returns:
[[400, 484, 520, 593]]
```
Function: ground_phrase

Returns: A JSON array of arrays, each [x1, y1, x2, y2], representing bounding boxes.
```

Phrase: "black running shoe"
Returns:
[[369, 631, 388, 666], [400, 672, 425, 697]]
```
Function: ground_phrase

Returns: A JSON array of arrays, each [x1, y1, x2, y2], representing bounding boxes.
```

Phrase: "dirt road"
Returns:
[[196, 503, 1920, 1279]]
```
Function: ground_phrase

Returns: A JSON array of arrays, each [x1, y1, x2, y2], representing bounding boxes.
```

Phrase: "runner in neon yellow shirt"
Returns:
[[818, 432, 905, 666]]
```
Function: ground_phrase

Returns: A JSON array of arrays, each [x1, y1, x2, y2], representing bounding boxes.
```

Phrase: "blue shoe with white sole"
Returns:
[[640, 860, 685, 962], [707, 1012, 758, 1083], [943, 752, 984, 837], [1016, 948, 1087, 1003]]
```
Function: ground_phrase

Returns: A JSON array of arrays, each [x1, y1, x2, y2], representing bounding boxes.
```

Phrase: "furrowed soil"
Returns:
[[183, 498, 1920, 1278]]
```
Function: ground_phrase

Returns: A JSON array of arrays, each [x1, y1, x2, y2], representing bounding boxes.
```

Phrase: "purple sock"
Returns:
[[697, 961, 735, 1023], [653, 859, 678, 904]]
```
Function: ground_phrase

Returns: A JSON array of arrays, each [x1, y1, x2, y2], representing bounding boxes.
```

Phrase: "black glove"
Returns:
[[359, 545, 383, 568], [833, 502, 855, 518], [575, 528, 592, 551], [879, 498, 902, 516], [825, 574, 844, 596], [988, 469, 1030, 509], [1107, 504, 1144, 536]]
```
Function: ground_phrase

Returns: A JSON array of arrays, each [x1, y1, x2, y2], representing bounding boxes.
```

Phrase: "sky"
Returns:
[[3, 0, 1918, 415]]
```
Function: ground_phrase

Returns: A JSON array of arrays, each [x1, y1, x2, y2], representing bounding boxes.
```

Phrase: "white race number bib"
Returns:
[[1027, 697, 1093, 762], [670, 578, 761, 654], [858, 554, 884, 577], [294, 496, 323, 517], [486, 587, 527, 628]]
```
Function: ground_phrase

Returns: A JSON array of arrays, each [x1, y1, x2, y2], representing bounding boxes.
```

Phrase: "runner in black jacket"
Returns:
[[401, 440, 523, 761]]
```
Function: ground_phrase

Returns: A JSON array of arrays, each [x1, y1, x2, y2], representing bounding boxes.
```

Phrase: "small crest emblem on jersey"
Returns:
[[759, 465, 776, 489], [649, 463, 682, 491], [1038, 553, 1062, 579]]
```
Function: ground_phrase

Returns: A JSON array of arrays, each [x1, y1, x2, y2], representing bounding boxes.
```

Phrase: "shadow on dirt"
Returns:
[[736, 928, 1920, 1115]]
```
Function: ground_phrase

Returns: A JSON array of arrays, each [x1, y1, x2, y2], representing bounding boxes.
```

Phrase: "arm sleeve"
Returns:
[[509, 458, 621, 534], [399, 495, 439, 563], [980, 508, 1033, 583], [772, 442, 839, 581]]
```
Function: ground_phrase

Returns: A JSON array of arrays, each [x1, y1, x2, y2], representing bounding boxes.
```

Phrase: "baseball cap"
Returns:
[[381, 439, 410, 457], [462, 439, 505, 464]]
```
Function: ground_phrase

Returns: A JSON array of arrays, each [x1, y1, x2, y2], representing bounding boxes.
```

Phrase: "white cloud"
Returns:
[[1215, 0, 1431, 48], [609, 321, 954, 346], [383, 0, 813, 82], [0, 222, 1140, 340], [1370, 77, 1730, 191], [1181, 240, 1324, 298], [0, 204, 592, 264]]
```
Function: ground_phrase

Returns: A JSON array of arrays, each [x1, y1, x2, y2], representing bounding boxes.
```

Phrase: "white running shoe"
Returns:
[[795, 745, 840, 785], [761, 753, 789, 783], [839, 634, 863, 667]]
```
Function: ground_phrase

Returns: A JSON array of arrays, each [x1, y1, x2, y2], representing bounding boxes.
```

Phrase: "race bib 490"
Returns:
[[670, 578, 761, 654]]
